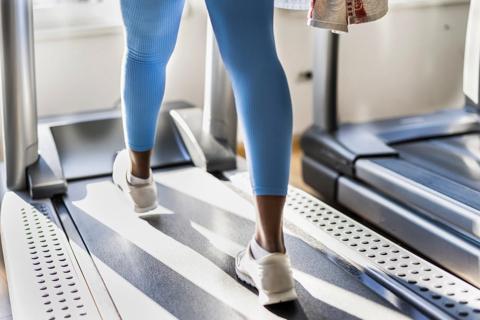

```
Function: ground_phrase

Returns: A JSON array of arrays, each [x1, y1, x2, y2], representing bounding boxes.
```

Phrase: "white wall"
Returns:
[[32, 0, 314, 135], [0, 0, 470, 152], [338, 0, 469, 123]]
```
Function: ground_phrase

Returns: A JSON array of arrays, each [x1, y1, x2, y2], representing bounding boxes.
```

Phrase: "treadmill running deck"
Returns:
[[396, 133, 480, 192], [62, 166, 407, 320]]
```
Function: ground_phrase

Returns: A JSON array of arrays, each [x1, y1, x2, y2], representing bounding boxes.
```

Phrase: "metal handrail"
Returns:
[[0, 0, 39, 190]]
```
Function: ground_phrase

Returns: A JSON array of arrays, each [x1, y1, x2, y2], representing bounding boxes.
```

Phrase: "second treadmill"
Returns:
[[302, 1, 480, 287]]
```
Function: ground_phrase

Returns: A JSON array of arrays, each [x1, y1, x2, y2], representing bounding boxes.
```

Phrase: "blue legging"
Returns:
[[121, 0, 293, 196]]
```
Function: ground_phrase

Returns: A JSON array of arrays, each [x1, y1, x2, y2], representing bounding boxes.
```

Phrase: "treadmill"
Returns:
[[302, 0, 480, 289], [0, 1, 479, 319]]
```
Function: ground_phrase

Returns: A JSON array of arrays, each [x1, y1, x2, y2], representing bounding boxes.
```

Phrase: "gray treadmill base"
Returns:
[[338, 172, 480, 287], [228, 172, 480, 320], [286, 187, 480, 320], [3, 167, 480, 319], [1, 192, 101, 320]]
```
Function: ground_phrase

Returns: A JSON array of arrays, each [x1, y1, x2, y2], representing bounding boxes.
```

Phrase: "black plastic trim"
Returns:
[[302, 155, 339, 201], [27, 124, 67, 199], [301, 126, 357, 176]]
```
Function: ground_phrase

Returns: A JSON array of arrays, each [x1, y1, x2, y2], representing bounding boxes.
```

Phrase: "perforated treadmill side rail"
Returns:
[[286, 187, 480, 320], [1, 192, 101, 320]]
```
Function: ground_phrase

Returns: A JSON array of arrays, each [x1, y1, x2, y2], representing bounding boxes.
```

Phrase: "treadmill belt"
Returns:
[[396, 133, 480, 192], [62, 167, 407, 320], [371, 157, 480, 212]]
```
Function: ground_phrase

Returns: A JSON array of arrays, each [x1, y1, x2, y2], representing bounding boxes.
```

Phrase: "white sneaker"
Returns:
[[112, 149, 158, 213], [235, 243, 297, 305]]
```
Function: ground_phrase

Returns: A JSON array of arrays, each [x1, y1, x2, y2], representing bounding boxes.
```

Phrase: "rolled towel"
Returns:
[[347, 0, 388, 25], [308, 0, 348, 32], [308, 0, 388, 32]]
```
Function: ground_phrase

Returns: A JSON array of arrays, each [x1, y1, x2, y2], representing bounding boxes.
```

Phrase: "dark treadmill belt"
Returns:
[[395, 133, 480, 192], [372, 157, 480, 212], [62, 175, 406, 320]]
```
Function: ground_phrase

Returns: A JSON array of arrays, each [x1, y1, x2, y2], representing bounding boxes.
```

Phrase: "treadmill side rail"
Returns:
[[285, 187, 480, 320], [0, 192, 103, 319]]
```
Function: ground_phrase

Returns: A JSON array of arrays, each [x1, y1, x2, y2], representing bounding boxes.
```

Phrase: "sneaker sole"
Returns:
[[235, 265, 298, 306], [135, 203, 158, 214], [235, 265, 256, 288]]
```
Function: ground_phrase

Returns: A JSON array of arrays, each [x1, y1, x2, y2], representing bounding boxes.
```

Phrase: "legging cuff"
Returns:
[[253, 186, 288, 197], [128, 143, 154, 152]]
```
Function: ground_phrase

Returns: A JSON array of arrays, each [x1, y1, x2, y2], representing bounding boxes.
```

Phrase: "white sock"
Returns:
[[250, 238, 271, 260], [127, 171, 151, 186]]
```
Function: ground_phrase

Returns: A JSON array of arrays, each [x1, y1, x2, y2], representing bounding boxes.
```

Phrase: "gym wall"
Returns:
[[0, 0, 470, 161]]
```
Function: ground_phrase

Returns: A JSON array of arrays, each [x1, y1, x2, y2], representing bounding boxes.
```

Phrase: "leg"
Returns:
[[129, 150, 151, 179], [205, 0, 293, 253], [207, 1, 297, 304], [121, 0, 185, 178], [114, 0, 184, 213], [255, 196, 286, 253]]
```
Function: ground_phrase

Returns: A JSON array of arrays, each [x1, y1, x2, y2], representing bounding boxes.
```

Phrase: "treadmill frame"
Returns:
[[2, 1, 480, 319], [302, 3, 480, 286]]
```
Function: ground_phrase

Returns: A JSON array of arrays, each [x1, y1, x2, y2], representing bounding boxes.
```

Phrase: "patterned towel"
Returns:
[[275, 0, 388, 32]]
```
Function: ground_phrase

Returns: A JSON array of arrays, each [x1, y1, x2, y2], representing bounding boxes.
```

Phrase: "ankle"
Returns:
[[128, 149, 152, 179], [254, 234, 285, 254], [130, 165, 150, 179]]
